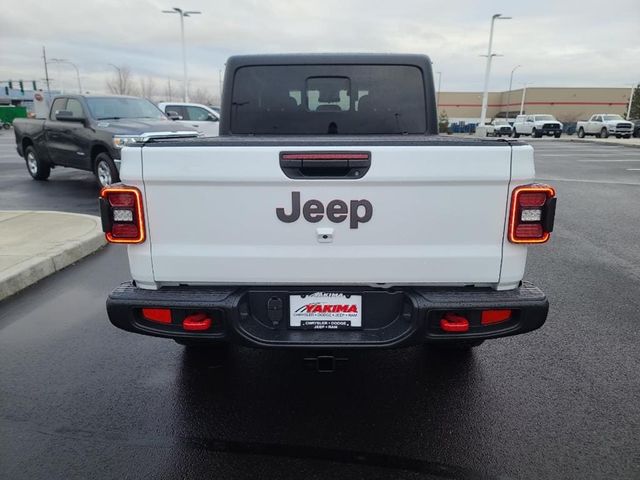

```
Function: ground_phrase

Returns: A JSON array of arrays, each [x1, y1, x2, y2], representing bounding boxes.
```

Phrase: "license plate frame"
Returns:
[[289, 292, 362, 330]]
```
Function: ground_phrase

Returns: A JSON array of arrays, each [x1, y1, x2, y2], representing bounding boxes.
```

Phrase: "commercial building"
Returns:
[[438, 87, 634, 123]]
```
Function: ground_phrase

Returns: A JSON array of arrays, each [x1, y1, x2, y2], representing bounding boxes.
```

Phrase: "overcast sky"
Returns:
[[1, 0, 639, 99]]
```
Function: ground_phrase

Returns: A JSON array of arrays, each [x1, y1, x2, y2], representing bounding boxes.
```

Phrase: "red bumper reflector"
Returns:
[[142, 308, 172, 324], [182, 313, 212, 331], [440, 313, 470, 333], [481, 309, 512, 325]]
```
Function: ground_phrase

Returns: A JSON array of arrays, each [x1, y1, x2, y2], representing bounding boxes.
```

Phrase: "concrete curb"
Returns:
[[0, 211, 107, 302]]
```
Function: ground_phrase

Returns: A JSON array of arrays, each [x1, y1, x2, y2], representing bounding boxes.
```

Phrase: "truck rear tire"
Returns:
[[599, 127, 609, 139], [554, 132, 561, 138], [577, 128, 585, 138], [25, 146, 50, 181], [513, 129, 520, 138], [94, 153, 120, 188]]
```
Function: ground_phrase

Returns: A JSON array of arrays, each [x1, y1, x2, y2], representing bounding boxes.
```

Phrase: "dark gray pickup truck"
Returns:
[[13, 95, 197, 187]]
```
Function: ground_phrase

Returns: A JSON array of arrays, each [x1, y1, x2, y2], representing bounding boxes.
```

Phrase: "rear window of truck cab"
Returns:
[[230, 65, 427, 135]]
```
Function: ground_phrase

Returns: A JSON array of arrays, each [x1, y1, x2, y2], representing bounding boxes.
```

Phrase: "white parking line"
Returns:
[[538, 177, 640, 186], [626, 168, 640, 171], [576, 159, 640, 163]]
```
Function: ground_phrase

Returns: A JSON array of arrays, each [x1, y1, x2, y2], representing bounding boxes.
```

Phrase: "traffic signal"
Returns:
[[8, 81, 13, 89], [32, 81, 37, 90], [4, 86, 8, 95], [19, 81, 24, 94]]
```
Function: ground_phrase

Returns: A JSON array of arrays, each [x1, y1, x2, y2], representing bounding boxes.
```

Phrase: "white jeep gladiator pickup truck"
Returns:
[[101, 54, 556, 360], [577, 114, 634, 139]]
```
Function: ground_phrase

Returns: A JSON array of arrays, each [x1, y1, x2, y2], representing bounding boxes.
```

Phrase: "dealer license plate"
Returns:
[[289, 293, 362, 329]]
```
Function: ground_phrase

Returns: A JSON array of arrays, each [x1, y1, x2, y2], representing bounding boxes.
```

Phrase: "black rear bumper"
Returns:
[[107, 282, 548, 349]]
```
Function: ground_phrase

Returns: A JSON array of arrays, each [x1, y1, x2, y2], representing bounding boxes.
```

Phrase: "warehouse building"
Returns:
[[438, 87, 634, 124]]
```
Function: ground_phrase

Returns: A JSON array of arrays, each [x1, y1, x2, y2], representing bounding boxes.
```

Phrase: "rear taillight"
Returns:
[[99, 185, 145, 244], [508, 185, 556, 244]]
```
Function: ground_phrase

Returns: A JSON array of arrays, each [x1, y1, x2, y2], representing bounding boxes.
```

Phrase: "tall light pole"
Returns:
[[162, 7, 201, 102], [479, 13, 512, 126], [42, 46, 51, 95], [506, 65, 522, 122], [436, 71, 442, 111], [218, 68, 223, 103], [520, 83, 527, 115], [50, 58, 82, 93], [627, 83, 637, 119]]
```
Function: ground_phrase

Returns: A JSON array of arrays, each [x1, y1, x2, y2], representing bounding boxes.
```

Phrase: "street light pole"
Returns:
[[479, 13, 512, 126], [51, 59, 82, 93], [42, 46, 51, 95], [436, 71, 442, 111], [520, 84, 527, 115], [163, 7, 201, 102], [627, 83, 637, 119], [219, 68, 223, 103], [506, 64, 522, 122]]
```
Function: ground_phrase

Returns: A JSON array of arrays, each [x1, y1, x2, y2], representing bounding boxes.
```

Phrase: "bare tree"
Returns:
[[139, 76, 157, 100], [106, 65, 138, 95], [189, 88, 216, 106]]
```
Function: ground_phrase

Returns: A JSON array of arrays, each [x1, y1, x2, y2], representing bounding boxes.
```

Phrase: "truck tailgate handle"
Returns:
[[280, 152, 371, 179]]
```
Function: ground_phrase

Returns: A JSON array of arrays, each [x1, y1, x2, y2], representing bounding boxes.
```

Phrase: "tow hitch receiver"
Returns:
[[304, 355, 348, 373]]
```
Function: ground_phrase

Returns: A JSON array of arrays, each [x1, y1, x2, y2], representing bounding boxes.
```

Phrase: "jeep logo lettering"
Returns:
[[276, 192, 373, 229]]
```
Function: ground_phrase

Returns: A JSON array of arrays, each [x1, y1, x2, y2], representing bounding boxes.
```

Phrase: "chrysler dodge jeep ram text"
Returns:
[[101, 54, 557, 359]]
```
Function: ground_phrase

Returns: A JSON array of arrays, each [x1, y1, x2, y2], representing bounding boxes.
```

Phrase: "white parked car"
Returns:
[[485, 119, 513, 137], [157, 102, 220, 137], [513, 114, 563, 138], [576, 114, 633, 139]]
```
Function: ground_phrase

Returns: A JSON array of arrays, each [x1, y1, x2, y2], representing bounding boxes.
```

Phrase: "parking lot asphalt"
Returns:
[[0, 131, 100, 215], [1, 131, 639, 479]]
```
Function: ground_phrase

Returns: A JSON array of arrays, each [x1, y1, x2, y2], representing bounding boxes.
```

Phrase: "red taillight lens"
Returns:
[[515, 223, 543, 238], [481, 309, 512, 325], [142, 308, 172, 324], [108, 192, 135, 207], [508, 185, 556, 244], [100, 186, 145, 244], [111, 223, 139, 238], [518, 192, 547, 207]]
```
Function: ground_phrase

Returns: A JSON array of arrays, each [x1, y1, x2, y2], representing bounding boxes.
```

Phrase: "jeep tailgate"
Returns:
[[136, 143, 514, 287]]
